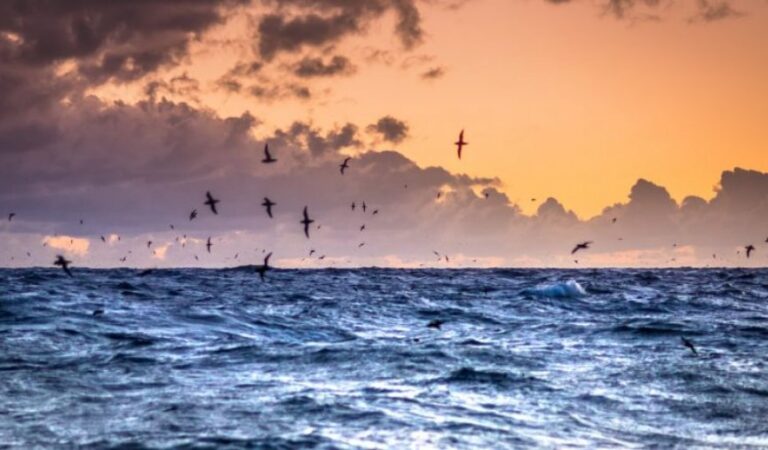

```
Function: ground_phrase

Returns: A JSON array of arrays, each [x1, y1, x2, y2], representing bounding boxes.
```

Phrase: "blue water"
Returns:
[[1, 268, 768, 448]]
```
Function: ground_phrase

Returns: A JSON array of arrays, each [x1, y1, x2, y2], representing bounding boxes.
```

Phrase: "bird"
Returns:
[[119, 257, 127, 262], [7, 213, 15, 222], [681, 337, 698, 356], [262, 197, 276, 218], [437, 192, 442, 199], [351, 202, 356, 211], [189, 209, 198, 221], [255, 252, 272, 281], [92, 309, 104, 316], [204, 191, 220, 215], [427, 319, 445, 329], [100, 236, 106, 243], [455, 130, 467, 159], [301, 206, 314, 238], [147, 241, 153, 249], [262, 143, 277, 163], [612, 217, 617, 224], [362, 202, 367, 213], [53, 255, 73, 277], [484, 192, 489, 199], [745, 244, 755, 258], [206, 237, 213, 253], [339, 157, 350, 175], [309, 249, 316, 257], [170, 224, 175, 230], [358, 242, 365, 248], [372, 209, 379, 215], [571, 241, 592, 254], [360, 224, 366, 231]]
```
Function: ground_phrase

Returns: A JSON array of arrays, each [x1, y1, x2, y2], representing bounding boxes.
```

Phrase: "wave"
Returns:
[[523, 279, 587, 298]]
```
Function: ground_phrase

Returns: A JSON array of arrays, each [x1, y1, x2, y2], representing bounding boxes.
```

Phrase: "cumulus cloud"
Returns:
[[366, 116, 410, 144]]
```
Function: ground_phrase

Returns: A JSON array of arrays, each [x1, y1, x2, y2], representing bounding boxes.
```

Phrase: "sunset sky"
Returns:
[[1, 0, 767, 268]]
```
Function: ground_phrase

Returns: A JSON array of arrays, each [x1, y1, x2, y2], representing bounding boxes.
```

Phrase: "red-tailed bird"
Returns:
[[745, 244, 755, 258], [204, 191, 220, 215], [262, 143, 277, 163], [340, 157, 350, 175], [54, 255, 73, 277], [571, 241, 592, 255], [455, 129, 468, 159], [262, 197, 276, 218], [301, 206, 314, 238]]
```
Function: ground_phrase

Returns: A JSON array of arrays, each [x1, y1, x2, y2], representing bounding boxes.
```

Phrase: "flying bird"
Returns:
[[340, 157, 350, 175], [255, 252, 272, 281], [454, 129, 467, 159], [262, 197, 276, 218], [100, 236, 106, 243], [351, 202, 356, 211], [745, 244, 755, 258], [372, 209, 379, 215], [360, 224, 366, 231], [309, 249, 316, 257], [7, 213, 15, 222], [189, 209, 198, 221], [262, 143, 277, 163], [358, 242, 365, 248], [301, 206, 314, 238], [571, 241, 592, 255], [147, 241, 152, 249], [53, 255, 73, 277], [204, 191, 220, 215], [362, 202, 367, 213], [206, 237, 213, 253], [681, 337, 698, 356]]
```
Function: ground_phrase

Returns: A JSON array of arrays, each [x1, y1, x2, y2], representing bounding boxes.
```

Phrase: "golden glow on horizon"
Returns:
[[87, 0, 768, 218]]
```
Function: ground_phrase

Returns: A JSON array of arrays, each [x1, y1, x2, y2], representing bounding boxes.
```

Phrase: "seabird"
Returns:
[[147, 241, 153, 249], [206, 237, 213, 253], [362, 202, 367, 213], [262, 143, 277, 164], [170, 224, 175, 230], [571, 241, 592, 255], [358, 242, 365, 248], [301, 206, 314, 238], [189, 209, 198, 221], [120, 257, 127, 262], [360, 224, 366, 231], [612, 218, 617, 223], [7, 213, 15, 222], [309, 249, 316, 256], [372, 209, 379, 215], [262, 197, 276, 218], [54, 255, 73, 277], [204, 191, 220, 215], [100, 235, 106, 243], [745, 244, 755, 258], [681, 337, 698, 356], [351, 202, 356, 211], [455, 130, 467, 159], [340, 157, 350, 175], [255, 252, 272, 281], [427, 319, 445, 329], [319, 255, 326, 260]]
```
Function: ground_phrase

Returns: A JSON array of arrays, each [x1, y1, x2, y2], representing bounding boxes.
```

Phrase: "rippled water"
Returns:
[[1, 268, 768, 449]]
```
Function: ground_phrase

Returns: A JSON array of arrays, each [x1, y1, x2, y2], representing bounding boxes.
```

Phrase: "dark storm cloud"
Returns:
[[256, 0, 423, 60], [0, 0, 244, 118], [293, 55, 355, 77], [366, 116, 410, 144]]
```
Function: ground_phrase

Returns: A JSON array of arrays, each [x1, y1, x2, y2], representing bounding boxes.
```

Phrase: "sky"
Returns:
[[1, 0, 767, 268]]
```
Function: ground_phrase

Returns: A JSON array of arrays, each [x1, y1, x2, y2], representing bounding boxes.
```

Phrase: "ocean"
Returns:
[[1, 268, 767, 449]]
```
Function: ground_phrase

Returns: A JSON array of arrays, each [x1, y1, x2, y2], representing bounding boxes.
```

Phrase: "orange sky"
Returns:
[[90, 0, 768, 218]]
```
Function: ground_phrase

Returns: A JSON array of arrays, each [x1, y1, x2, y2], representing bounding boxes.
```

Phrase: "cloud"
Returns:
[[690, 0, 743, 22], [367, 116, 410, 144], [420, 66, 445, 80], [293, 55, 355, 77], [256, 1, 424, 60], [43, 235, 90, 257], [545, 0, 747, 22]]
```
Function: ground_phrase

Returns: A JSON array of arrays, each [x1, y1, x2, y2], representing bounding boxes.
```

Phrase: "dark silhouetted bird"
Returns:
[[301, 206, 314, 238], [255, 252, 272, 281], [262, 197, 276, 218], [309, 249, 316, 256], [745, 244, 755, 258], [262, 143, 276, 163], [612, 217, 617, 223], [437, 192, 442, 199], [427, 319, 445, 329], [358, 242, 365, 248], [340, 157, 350, 175], [362, 202, 367, 213], [571, 241, 592, 254], [189, 209, 198, 221], [681, 337, 698, 356], [204, 191, 220, 215], [8, 213, 15, 221], [360, 224, 366, 231], [100, 236, 106, 243], [54, 255, 73, 277], [206, 237, 213, 253], [455, 130, 467, 159], [351, 202, 356, 211], [170, 224, 174, 230], [372, 209, 379, 215], [147, 241, 152, 249], [120, 257, 127, 262]]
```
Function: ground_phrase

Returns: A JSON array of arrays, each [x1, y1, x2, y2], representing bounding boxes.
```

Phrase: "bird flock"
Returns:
[[2, 130, 766, 279]]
